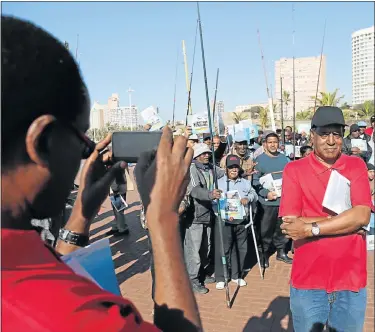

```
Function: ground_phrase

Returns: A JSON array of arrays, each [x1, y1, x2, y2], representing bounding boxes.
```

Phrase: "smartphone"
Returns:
[[111, 131, 162, 163]]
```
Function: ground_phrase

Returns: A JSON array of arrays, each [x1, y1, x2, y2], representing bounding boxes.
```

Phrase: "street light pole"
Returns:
[[127, 86, 134, 131]]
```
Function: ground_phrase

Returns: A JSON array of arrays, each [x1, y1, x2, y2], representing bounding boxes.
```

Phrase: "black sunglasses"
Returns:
[[64, 122, 96, 159]]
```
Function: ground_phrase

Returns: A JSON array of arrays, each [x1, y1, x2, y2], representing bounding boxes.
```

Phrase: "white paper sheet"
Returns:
[[322, 170, 352, 215], [351, 139, 367, 152]]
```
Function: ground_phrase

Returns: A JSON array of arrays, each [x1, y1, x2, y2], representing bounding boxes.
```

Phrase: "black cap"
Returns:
[[371, 115, 375, 123], [350, 124, 360, 133], [311, 106, 346, 128], [367, 163, 375, 171], [203, 133, 211, 141], [226, 154, 241, 168]]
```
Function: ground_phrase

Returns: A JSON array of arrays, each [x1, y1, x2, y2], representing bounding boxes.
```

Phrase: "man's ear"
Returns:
[[25, 114, 57, 168]]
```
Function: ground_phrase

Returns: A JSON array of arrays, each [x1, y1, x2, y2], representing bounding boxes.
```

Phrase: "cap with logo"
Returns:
[[311, 106, 346, 128], [226, 154, 241, 168], [371, 116, 375, 123], [193, 143, 212, 159]]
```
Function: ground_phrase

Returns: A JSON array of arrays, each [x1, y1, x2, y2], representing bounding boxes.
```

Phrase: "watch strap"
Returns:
[[59, 229, 89, 247]]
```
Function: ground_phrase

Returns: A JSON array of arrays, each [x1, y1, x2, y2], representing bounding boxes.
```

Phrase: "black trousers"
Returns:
[[214, 218, 248, 281], [255, 203, 288, 253]]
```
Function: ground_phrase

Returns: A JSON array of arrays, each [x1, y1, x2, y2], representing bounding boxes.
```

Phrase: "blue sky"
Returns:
[[2, 1, 374, 122]]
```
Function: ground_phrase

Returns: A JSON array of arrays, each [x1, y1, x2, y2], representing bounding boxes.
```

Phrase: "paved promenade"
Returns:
[[89, 171, 374, 332]]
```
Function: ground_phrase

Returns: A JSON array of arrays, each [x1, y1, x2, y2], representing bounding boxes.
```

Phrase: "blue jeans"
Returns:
[[290, 286, 367, 332]]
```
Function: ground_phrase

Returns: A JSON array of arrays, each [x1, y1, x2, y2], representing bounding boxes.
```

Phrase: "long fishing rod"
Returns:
[[292, 4, 296, 160], [185, 20, 199, 126], [75, 34, 79, 61], [313, 19, 327, 113], [212, 69, 220, 134], [257, 29, 276, 132], [172, 49, 179, 128], [280, 77, 285, 145], [197, 2, 231, 308]]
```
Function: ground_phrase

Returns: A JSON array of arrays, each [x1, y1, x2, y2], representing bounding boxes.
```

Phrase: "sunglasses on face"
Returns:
[[64, 122, 96, 159]]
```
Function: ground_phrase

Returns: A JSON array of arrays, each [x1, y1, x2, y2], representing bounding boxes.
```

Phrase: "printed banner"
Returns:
[[192, 112, 210, 134]]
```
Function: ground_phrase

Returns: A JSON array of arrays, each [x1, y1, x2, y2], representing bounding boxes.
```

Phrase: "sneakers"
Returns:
[[216, 282, 225, 290], [232, 279, 247, 287], [204, 276, 216, 284], [192, 282, 209, 294]]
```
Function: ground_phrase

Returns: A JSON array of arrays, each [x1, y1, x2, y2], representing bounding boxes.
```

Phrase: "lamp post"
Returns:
[[127, 86, 134, 131]]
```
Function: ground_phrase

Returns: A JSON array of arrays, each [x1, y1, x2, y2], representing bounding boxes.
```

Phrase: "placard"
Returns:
[[192, 112, 210, 134], [351, 139, 368, 152]]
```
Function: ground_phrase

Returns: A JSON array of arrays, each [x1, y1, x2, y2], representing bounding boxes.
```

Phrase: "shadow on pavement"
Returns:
[[243, 296, 293, 332]]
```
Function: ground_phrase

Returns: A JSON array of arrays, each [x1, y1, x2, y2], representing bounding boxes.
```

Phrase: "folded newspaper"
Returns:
[[61, 238, 121, 296], [259, 173, 283, 197], [219, 190, 246, 221]]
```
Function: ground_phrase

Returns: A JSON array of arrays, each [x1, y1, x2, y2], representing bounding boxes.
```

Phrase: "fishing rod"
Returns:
[[197, 2, 230, 308], [292, 4, 296, 160], [257, 29, 276, 132], [212, 69, 219, 134], [75, 34, 79, 61], [280, 77, 285, 145], [185, 20, 199, 126], [172, 49, 179, 128], [313, 19, 327, 113]]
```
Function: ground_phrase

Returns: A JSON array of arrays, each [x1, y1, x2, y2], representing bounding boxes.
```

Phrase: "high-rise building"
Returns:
[[89, 101, 106, 129], [106, 106, 138, 128], [89, 93, 138, 129], [216, 100, 225, 113], [274, 56, 326, 119], [352, 26, 375, 106]]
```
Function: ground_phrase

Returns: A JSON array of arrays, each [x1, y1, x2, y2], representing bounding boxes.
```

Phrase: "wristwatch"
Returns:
[[59, 229, 89, 247], [311, 222, 320, 236]]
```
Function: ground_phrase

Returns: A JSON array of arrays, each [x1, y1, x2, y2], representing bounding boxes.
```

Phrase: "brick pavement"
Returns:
[[89, 172, 375, 332]]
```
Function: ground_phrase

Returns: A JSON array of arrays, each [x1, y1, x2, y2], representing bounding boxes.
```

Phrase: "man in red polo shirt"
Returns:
[[279, 106, 372, 332], [2, 16, 201, 332], [365, 115, 375, 137]]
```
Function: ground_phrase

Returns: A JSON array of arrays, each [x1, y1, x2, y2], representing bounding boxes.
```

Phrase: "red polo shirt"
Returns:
[[2, 229, 159, 332], [279, 152, 372, 293], [364, 127, 373, 136]]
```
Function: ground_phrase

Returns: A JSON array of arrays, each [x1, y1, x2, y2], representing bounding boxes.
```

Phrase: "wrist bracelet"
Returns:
[[59, 229, 89, 247]]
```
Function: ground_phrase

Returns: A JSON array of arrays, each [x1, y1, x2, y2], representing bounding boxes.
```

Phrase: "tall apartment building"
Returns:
[[274, 56, 326, 119], [216, 100, 225, 113], [352, 26, 375, 106], [89, 93, 138, 129]]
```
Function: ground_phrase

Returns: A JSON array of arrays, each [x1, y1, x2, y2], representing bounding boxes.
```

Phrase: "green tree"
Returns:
[[282, 91, 291, 119], [258, 107, 269, 129], [296, 110, 313, 120], [358, 100, 374, 118], [231, 111, 251, 124], [311, 89, 344, 107]]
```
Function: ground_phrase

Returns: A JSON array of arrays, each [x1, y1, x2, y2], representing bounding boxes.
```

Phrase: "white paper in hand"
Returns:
[[322, 170, 352, 215]]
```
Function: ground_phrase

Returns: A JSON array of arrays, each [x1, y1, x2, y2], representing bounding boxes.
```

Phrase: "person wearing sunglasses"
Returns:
[[2, 16, 201, 332], [342, 124, 372, 162]]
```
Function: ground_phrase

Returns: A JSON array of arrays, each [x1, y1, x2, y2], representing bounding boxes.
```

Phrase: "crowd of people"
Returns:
[[2, 15, 374, 332]]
